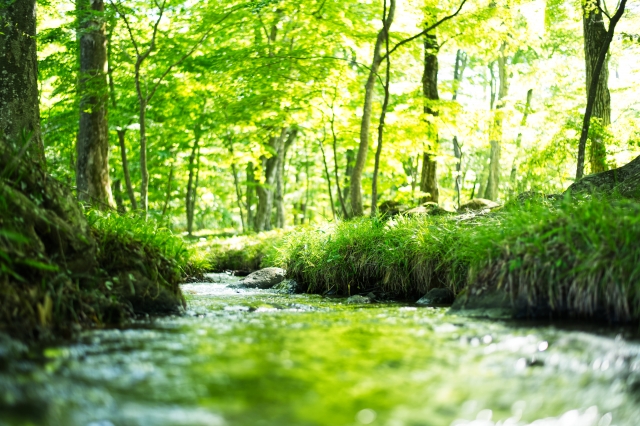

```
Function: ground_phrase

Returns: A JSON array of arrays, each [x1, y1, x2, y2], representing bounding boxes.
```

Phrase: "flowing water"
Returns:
[[1, 273, 640, 426]]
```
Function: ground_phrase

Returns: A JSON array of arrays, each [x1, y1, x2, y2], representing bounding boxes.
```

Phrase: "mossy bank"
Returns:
[[210, 195, 640, 323]]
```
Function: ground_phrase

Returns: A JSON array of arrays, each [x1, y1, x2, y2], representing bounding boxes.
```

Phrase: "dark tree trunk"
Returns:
[[254, 129, 288, 232], [161, 163, 173, 218], [350, 0, 396, 216], [452, 49, 467, 209], [186, 131, 201, 236], [275, 129, 297, 228], [484, 47, 508, 201], [76, 0, 113, 208], [117, 129, 137, 210], [583, 0, 611, 175], [113, 179, 126, 213], [0, 0, 44, 163], [371, 12, 392, 217], [419, 32, 439, 203], [246, 162, 256, 231]]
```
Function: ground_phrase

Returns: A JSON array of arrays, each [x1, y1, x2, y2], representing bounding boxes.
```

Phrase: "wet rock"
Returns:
[[273, 279, 303, 294], [457, 198, 500, 213], [239, 267, 286, 289], [346, 295, 372, 304], [448, 288, 514, 319], [416, 288, 454, 306]]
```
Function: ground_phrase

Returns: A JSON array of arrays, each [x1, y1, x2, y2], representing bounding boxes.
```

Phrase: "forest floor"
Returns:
[[206, 194, 640, 323]]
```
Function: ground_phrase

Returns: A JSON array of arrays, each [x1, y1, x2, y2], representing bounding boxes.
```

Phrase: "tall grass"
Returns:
[[268, 196, 640, 321]]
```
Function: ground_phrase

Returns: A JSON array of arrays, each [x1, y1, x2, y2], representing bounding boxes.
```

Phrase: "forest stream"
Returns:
[[1, 273, 640, 426]]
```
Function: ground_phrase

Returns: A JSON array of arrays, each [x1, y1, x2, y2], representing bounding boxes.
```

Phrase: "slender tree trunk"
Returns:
[[371, 14, 392, 217], [509, 89, 533, 193], [484, 47, 508, 201], [246, 162, 256, 231], [583, 0, 611, 175], [135, 71, 149, 213], [254, 129, 287, 232], [419, 31, 440, 203], [350, 0, 396, 216], [452, 49, 467, 209], [113, 179, 126, 213], [186, 131, 201, 236], [330, 113, 348, 218], [319, 136, 337, 220], [117, 129, 137, 210], [0, 0, 44, 163], [275, 129, 297, 228], [343, 149, 355, 217], [161, 163, 173, 218], [76, 0, 113, 208], [230, 162, 246, 233]]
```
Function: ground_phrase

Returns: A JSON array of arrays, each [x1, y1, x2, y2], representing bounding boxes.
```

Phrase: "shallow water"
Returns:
[[1, 273, 640, 426]]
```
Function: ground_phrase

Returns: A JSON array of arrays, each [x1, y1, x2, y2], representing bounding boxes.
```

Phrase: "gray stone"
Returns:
[[239, 267, 286, 289], [448, 288, 514, 319], [416, 288, 454, 306], [346, 295, 372, 304], [457, 198, 500, 213], [273, 279, 302, 294]]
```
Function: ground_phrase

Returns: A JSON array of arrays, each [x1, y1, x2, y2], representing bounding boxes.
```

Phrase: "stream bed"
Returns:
[[1, 273, 640, 426]]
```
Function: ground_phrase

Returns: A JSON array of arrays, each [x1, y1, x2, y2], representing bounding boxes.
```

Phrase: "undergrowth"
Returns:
[[201, 230, 285, 272], [266, 195, 640, 321]]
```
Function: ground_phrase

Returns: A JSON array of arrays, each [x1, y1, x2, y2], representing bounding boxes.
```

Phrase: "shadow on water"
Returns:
[[2, 273, 640, 426]]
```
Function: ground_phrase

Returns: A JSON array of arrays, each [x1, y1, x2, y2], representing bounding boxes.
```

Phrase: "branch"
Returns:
[[381, 0, 468, 61], [109, 0, 140, 56]]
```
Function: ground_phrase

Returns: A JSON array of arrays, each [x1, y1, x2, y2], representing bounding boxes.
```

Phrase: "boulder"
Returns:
[[346, 295, 372, 304], [457, 198, 500, 213], [239, 267, 286, 289], [273, 279, 303, 294], [405, 202, 455, 216], [566, 155, 640, 199], [416, 288, 454, 306]]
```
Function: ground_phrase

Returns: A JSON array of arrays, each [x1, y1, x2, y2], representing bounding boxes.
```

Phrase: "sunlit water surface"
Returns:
[[1, 273, 640, 426]]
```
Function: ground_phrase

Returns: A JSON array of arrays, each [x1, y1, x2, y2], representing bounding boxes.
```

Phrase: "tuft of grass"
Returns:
[[199, 230, 285, 273], [268, 195, 640, 321]]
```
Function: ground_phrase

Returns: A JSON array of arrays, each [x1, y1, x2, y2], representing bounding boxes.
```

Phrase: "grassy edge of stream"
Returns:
[[206, 194, 640, 323]]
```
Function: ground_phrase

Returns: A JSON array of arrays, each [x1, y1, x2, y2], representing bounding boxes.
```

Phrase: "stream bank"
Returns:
[[1, 273, 640, 426]]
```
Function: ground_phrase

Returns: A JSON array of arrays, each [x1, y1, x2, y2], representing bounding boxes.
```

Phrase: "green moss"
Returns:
[[199, 230, 285, 272]]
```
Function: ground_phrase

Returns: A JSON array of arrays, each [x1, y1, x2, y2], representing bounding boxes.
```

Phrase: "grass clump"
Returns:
[[199, 230, 285, 273], [270, 196, 640, 321]]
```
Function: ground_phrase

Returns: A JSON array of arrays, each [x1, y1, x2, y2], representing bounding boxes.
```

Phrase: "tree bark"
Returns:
[[319, 135, 337, 220], [452, 49, 467, 209], [576, 0, 626, 179], [76, 0, 113, 208], [275, 129, 297, 228], [117, 129, 137, 210], [583, 0, 611, 175], [419, 32, 440, 203], [161, 162, 173, 218], [254, 128, 288, 232], [186, 130, 201, 236], [330, 110, 348, 218], [350, 0, 396, 216], [246, 162, 256, 231], [371, 7, 392, 217], [0, 0, 44, 163], [483, 47, 508, 201], [509, 89, 533, 193]]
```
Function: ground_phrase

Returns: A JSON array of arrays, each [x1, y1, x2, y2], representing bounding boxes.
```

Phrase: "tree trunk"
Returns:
[[161, 163, 173, 218], [419, 32, 440, 203], [0, 0, 44, 163], [452, 49, 467, 209], [186, 131, 201, 236], [350, 0, 396, 216], [246, 162, 256, 231], [343, 149, 355, 217], [330, 113, 348, 218], [509, 89, 533, 193], [371, 12, 392, 217], [576, 0, 626, 180], [583, 0, 611, 175], [113, 179, 126, 213], [483, 48, 508, 201], [117, 129, 137, 210], [275, 129, 297, 228], [76, 0, 113, 208], [319, 136, 337, 220], [254, 128, 287, 232]]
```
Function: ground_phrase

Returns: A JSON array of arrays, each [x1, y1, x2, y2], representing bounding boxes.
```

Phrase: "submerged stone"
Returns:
[[239, 267, 286, 289], [416, 288, 454, 306]]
